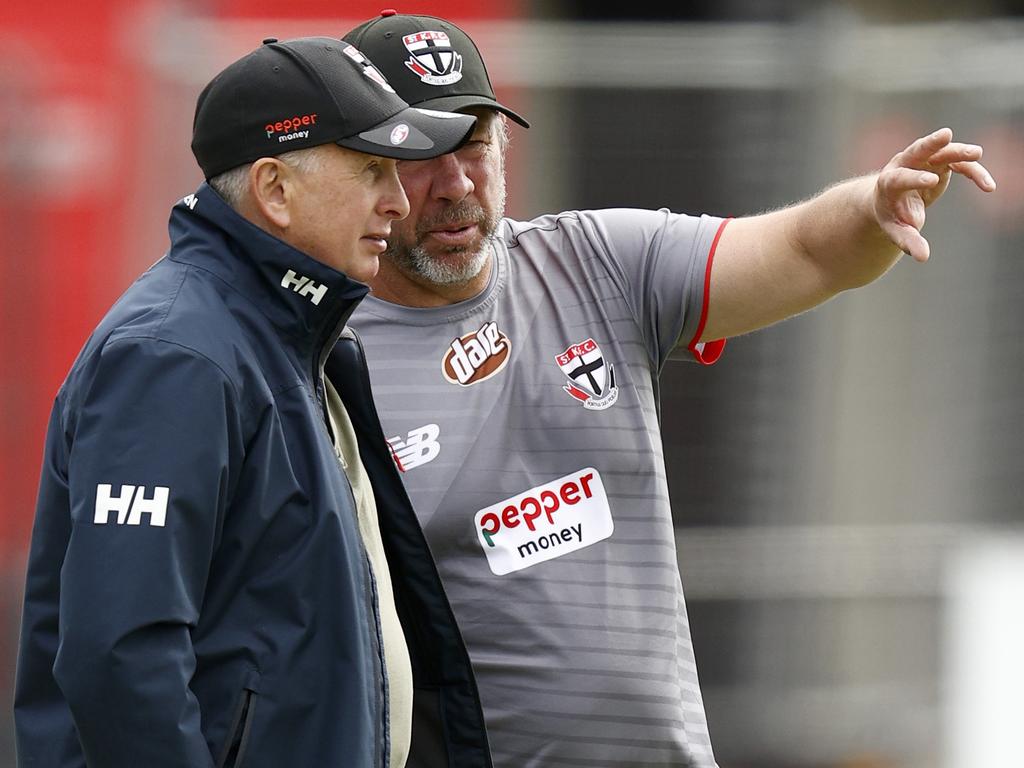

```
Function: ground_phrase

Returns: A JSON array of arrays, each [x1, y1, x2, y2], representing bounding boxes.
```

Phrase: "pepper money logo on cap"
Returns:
[[190, 35, 477, 179]]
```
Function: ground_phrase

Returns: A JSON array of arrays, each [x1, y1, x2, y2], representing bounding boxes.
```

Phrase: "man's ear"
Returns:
[[249, 158, 293, 230]]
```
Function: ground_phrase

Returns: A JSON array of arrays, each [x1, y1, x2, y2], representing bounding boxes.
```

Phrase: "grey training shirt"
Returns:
[[350, 208, 727, 768]]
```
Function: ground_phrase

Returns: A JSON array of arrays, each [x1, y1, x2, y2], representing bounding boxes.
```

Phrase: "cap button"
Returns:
[[262, 37, 278, 44], [380, 9, 397, 16]]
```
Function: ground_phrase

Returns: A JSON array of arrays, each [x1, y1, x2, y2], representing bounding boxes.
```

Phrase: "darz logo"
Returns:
[[281, 269, 327, 305], [94, 484, 169, 527], [441, 321, 511, 386], [556, 338, 619, 410], [387, 423, 441, 471], [402, 31, 463, 86]]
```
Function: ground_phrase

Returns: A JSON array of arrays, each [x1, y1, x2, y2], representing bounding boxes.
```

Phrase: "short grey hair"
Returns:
[[207, 145, 329, 210], [473, 109, 509, 152], [496, 113, 511, 152]]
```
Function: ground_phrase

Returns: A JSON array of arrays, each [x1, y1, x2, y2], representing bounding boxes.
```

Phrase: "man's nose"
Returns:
[[382, 166, 411, 220], [430, 153, 475, 203]]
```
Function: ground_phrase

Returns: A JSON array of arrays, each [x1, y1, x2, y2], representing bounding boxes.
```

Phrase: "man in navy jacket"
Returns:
[[15, 36, 489, 768]]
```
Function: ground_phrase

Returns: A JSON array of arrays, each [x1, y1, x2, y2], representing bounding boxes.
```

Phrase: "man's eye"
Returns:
[[397, 159, 429, 174]]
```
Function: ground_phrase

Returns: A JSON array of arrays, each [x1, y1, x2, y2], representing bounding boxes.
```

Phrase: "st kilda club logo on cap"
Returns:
[[402, 31, 463, 86], [556, 338, 619, 411], [441, 321, 510, 386]]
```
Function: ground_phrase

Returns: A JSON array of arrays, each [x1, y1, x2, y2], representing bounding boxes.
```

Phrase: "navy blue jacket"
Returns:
[[14, 184, 491, 768]]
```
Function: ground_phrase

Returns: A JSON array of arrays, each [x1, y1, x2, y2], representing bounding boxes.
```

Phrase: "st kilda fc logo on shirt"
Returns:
[[556, 338, 619, 410], [402, 31, 464, 86], [442, 321, 511, 386]]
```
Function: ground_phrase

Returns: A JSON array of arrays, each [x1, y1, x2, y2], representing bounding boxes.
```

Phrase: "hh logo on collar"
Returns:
[[556, 338, 619, 410], [402, 31, 463, 86], [281, 269, 327, 305], [442, 321, 510, 386], [474, 468, 614, 575]]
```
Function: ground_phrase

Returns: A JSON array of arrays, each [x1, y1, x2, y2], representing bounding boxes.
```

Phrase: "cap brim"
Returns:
[[405, 94, 530, 129], [337, 107, 476, 160]]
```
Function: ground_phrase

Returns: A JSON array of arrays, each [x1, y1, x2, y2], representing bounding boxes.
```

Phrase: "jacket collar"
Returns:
[[167, 183, 369, 364]]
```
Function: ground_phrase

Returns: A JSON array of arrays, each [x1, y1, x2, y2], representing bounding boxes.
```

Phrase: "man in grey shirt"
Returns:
[[342, 12, 996, 768]]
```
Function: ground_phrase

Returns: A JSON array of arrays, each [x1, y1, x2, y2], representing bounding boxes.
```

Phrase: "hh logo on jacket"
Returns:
[[94, 484, 169, 527]]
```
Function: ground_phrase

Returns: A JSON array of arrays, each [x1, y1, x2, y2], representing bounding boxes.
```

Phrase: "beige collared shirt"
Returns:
[[324, 377, 413, 768]]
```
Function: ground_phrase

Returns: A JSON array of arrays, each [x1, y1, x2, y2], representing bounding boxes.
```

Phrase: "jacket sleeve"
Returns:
[[52, 337, 244, 767]]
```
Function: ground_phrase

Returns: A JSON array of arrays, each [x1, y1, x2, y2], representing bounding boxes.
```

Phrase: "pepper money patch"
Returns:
[[474, 468, 614, 575]]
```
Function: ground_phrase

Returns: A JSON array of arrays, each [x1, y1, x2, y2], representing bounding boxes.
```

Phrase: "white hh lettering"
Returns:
[[94, 483, 134, 524], [281, 269, 328, 305], [94, 484, 169, 527]]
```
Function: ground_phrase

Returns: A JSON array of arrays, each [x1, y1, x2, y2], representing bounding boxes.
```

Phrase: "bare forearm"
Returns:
[[699, 128, 994, 343], [703, 180, 897, 342], [788, 174, 903, 292]]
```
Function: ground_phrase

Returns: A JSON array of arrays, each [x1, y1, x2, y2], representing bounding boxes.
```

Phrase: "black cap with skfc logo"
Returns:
[[191, 36, 477, 179], [343, 10, 529, 129]]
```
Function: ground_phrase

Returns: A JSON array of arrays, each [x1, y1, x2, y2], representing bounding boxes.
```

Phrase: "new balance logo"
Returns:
[[182, 194, 198, 210], [387, 423, 441, 471], [281, 269, 328, 305], [94, 484, 169, 527]]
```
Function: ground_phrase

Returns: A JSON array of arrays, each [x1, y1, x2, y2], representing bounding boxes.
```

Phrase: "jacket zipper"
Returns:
[[341, 331, 495, 768], [344, 335, 440, 682], [314, 336, 389, 768], [215, 688, 257, 768]]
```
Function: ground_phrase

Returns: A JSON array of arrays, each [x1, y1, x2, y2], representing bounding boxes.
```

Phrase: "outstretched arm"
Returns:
[[698, 127, 996, 343]]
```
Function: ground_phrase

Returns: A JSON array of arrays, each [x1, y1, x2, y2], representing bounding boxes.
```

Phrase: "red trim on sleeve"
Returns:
[[686, 217, 732, 366]]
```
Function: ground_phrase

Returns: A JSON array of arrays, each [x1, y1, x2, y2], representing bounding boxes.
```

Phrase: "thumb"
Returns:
[[888, 223, 930, 263]]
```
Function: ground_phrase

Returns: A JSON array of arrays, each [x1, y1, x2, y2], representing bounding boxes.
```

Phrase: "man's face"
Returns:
[[385, 108, 507, 286], [284, 144, 410, 283]]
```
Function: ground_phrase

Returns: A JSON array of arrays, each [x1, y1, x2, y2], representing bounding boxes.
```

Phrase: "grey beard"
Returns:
[[395, 239, 494, 286], [387, 175, 506, 288]]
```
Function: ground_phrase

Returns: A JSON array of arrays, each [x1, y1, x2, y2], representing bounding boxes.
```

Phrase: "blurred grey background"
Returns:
[[2, 1, 1022, 766]]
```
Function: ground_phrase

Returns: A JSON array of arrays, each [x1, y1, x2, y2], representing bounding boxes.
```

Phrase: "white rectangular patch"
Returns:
[[474, 468, 613, 575]]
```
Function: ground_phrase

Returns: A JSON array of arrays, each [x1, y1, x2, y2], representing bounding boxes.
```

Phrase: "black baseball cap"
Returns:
[[343, 11, 529, 129], [191, 36, 477, 179]]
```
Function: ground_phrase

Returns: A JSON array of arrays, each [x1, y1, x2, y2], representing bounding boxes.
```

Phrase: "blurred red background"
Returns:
[[0, 0, 523, 559]]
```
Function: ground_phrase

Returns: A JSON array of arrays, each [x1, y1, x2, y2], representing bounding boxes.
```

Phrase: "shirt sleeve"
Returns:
[[53, 336, 243, 767], [573, 208, 729, 368]]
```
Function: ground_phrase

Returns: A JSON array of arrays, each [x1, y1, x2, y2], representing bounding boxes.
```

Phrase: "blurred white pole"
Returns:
[[945, 533, 1024, 768]]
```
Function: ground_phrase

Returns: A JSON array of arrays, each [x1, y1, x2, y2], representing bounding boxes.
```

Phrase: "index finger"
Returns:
[[901, 127, 954, 164]]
